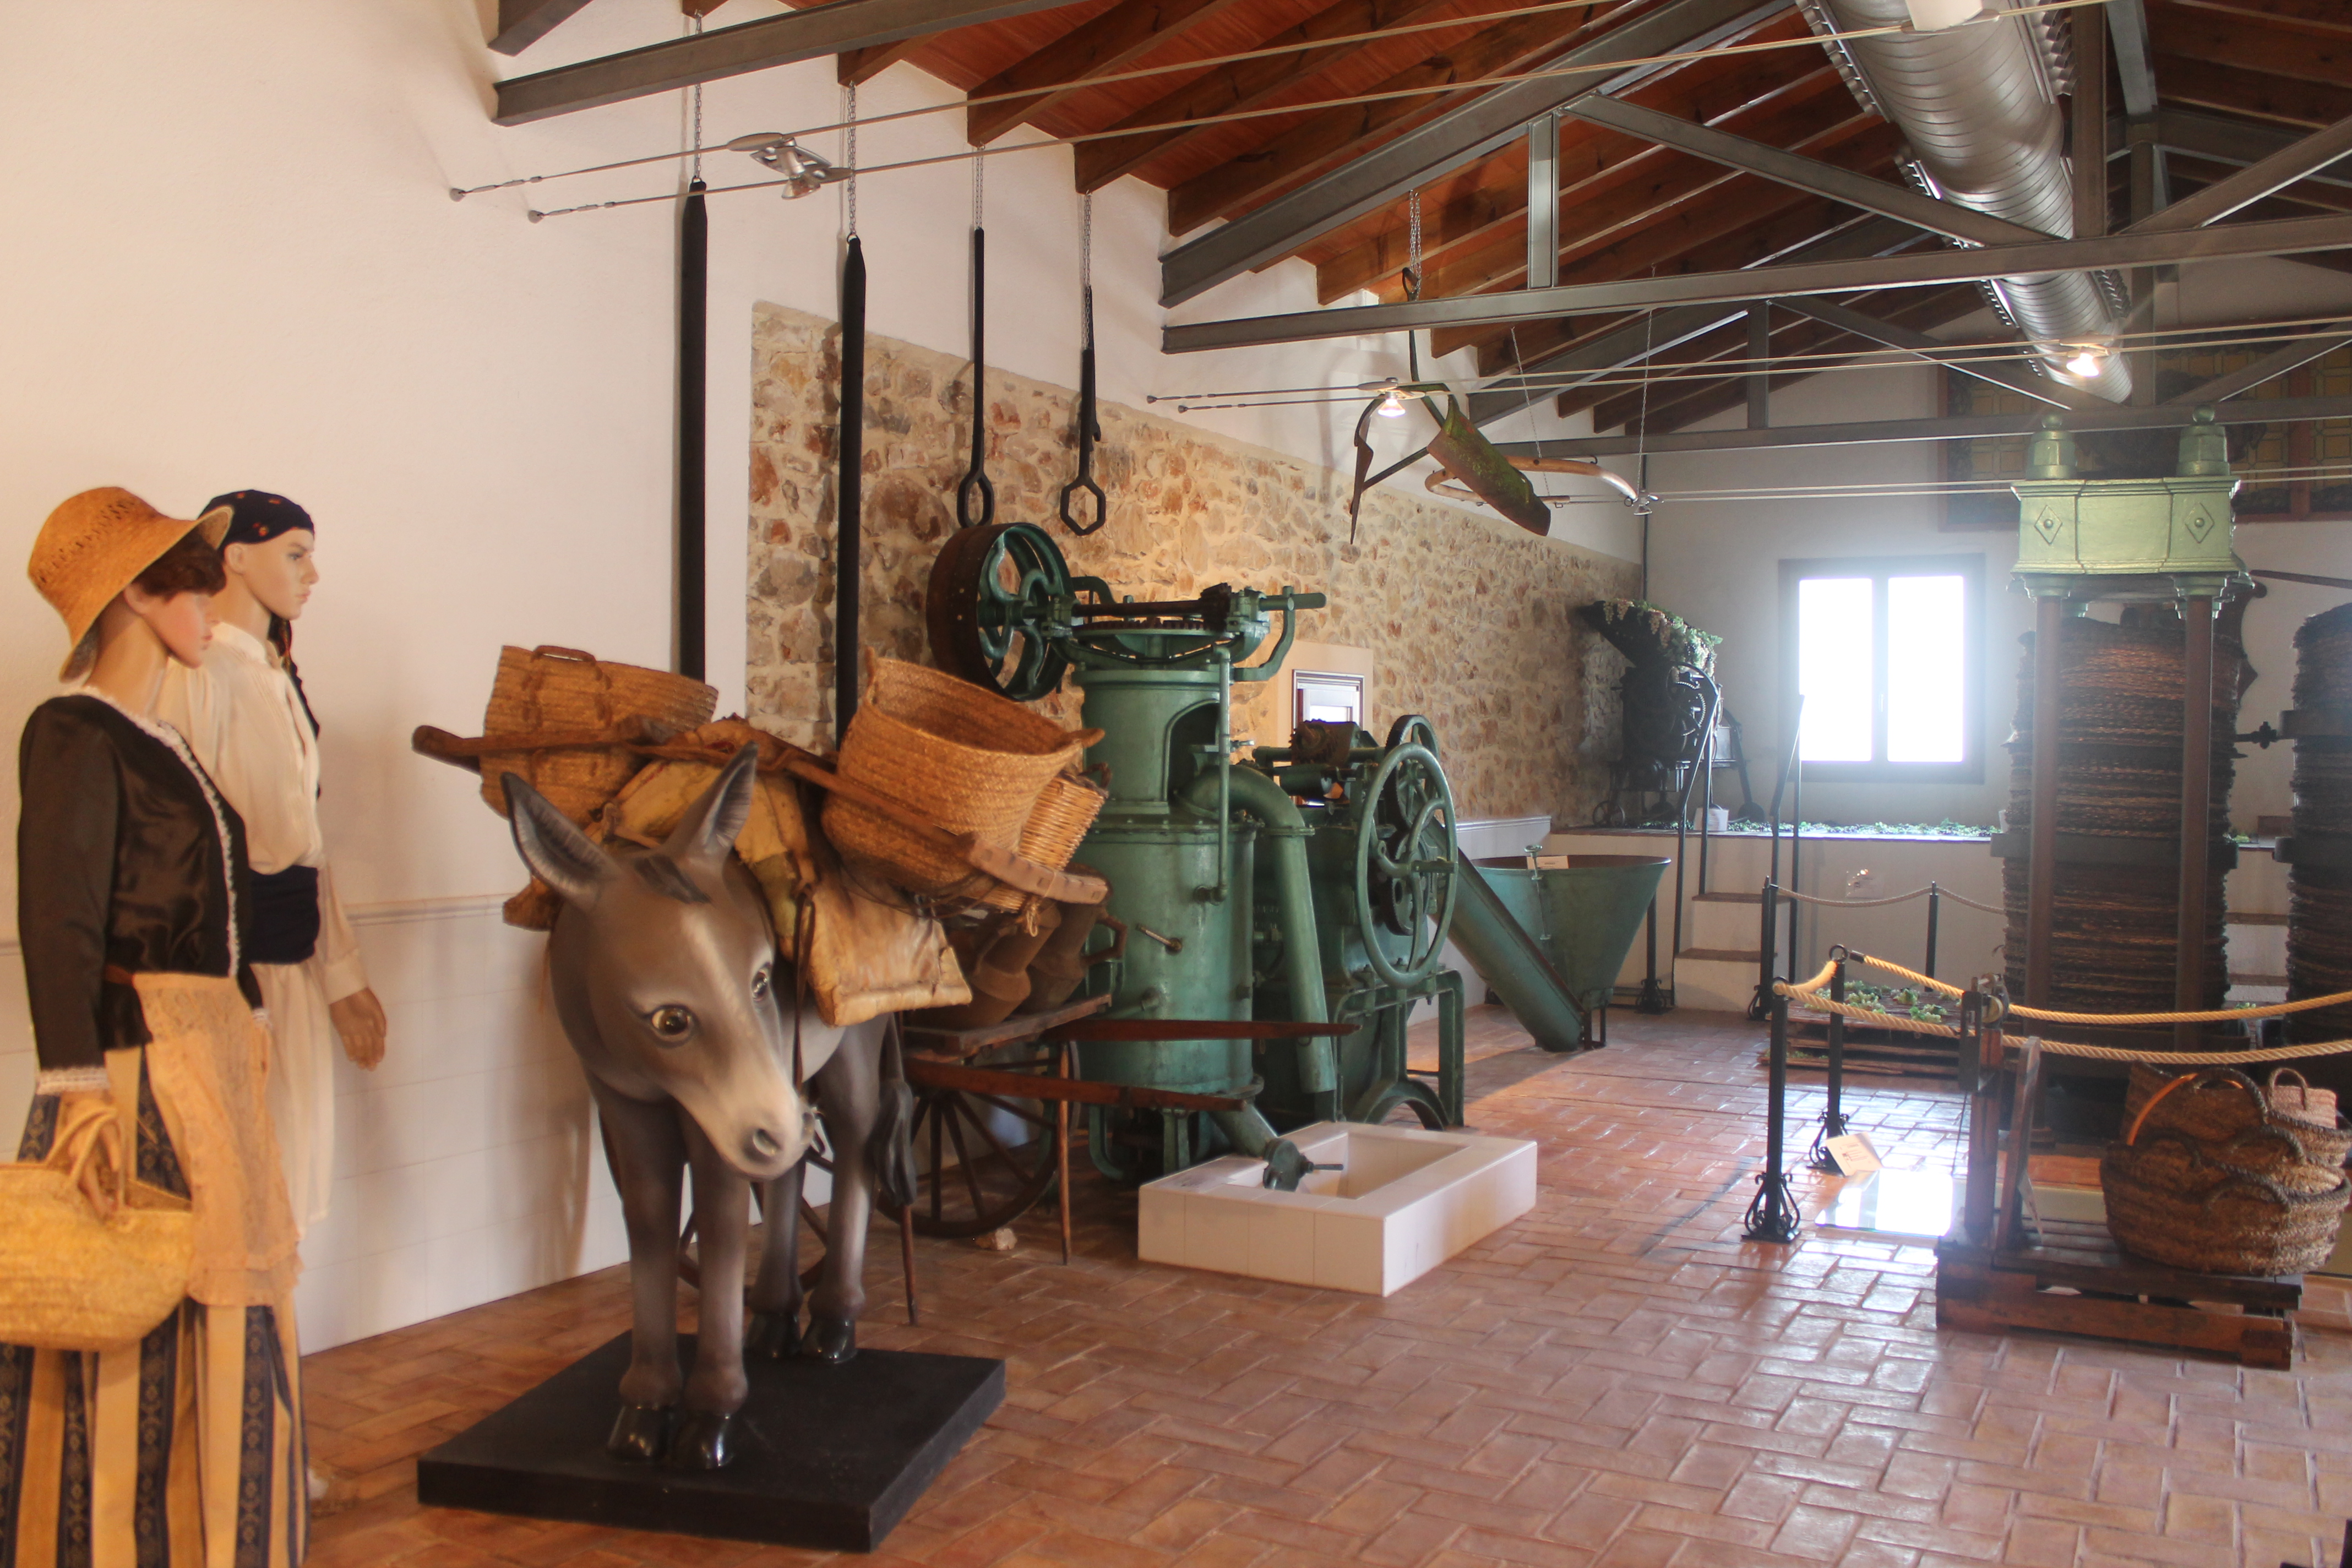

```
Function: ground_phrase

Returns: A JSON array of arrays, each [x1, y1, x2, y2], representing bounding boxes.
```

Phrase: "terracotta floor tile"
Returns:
[[296, 1011, 2352, 1568]]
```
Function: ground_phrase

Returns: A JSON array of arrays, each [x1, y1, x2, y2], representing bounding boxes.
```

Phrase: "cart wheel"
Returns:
[[924, 524, 1072, 701], [880, 1055, 1060, 1239]]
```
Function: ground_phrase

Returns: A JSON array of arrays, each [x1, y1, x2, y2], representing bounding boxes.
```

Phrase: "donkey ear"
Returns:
[[503, 773, 619, 907], [661, 742, 761, 871]]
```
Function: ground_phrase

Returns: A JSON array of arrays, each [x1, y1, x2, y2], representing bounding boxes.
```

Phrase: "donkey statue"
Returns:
[[504, 743, 892, 1470]]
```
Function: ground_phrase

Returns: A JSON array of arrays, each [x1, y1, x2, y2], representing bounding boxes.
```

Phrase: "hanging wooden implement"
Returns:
[[956, 224, 994, 529]]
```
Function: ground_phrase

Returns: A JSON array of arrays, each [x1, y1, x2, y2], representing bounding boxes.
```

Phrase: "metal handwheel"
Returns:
[[1354, 741, 1460, 987], [924, 522, 1072, 701]]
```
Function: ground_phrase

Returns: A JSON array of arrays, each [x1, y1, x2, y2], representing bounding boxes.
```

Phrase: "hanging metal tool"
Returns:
[[955, 162, 995, 530], [1058, 194, 1107, 536], [835, 89, 867, 738]]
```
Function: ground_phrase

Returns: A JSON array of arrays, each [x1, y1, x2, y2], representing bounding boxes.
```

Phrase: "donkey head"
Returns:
[[504, 743, 812, 1182]]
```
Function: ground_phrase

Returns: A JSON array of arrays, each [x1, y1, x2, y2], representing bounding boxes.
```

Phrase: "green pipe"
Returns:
[[1180, 765, 1332, 1097], [1451, 859, 1585, 1053]]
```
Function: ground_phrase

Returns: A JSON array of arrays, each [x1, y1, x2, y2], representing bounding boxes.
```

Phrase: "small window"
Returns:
[[1779, 554, 1983, 784]]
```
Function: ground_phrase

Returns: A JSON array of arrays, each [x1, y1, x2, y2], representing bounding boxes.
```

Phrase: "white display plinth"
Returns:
[[1137, 1122, 1537, 1295]]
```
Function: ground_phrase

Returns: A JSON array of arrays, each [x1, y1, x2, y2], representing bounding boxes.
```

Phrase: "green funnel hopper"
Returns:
[[1460, 854, 1668, 1048]]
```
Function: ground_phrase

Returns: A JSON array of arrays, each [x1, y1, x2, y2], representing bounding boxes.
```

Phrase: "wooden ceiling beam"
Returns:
[[1164, 0, 1646, 235], [1435, 148, 1899, 365], [2149, 52, 2352, 129], [1311, 43, 1837, 302], [1346, 77, 1876, 307], [1072, 0, 1490, 192], [2157, 0, 2352, 40], [490, 0, 597, 55], [964, 0, 1255, 145], [2147, 8, 2352, 90], [839, 36, 934, 84], [1585, 284, 1983, 433]]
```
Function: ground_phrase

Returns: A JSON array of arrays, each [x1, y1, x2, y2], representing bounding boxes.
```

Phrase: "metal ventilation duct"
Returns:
[[1804, 0, 2133, 401]]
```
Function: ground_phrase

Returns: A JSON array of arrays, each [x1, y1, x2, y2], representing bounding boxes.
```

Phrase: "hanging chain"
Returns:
[[1404, 187, 1423, 299], [1080, 190, 1093, 340], [972, 150, 984, 229], [844, 83, 858, 236], [1510, 325, 1547, 465], [688, 14, 705, 182]]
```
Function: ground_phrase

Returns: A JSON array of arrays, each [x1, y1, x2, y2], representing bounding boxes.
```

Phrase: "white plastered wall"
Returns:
[[0, 1, 1635, 1351], [1644, 259, 2352, 835]]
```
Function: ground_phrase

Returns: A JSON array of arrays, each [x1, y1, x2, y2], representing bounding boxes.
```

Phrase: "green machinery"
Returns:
[[927, 524, 1472, 1189]]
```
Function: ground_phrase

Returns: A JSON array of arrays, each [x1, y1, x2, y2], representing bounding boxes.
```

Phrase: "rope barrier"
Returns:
[[1775, 882, 2001, 915], [2028, 1035, 2352, 1065]]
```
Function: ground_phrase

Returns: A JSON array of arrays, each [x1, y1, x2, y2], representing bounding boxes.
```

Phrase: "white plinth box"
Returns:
[[1137, 1122, 1537, 1295]]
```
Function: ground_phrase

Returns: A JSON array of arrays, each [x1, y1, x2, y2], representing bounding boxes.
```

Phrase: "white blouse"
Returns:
[[157, 622, 367, 1001]]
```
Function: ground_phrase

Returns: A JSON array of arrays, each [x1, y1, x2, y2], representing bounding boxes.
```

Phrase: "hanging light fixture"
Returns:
[[1359, 378, 1410, 417], [733, 134, 845, 198], [2052, 338, 2112, 380]]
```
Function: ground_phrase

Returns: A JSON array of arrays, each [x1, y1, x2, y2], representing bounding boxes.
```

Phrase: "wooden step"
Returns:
[[2229, 911, 2289, 927], [1679, 947, 1761, 963], [1692, 890, 1761, 905], [2230, 972, 2289, 988]]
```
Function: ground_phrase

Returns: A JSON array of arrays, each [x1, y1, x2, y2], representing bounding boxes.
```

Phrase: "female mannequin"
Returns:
[[159, 490, 387, 1237], [5, 488, 307, 1566]]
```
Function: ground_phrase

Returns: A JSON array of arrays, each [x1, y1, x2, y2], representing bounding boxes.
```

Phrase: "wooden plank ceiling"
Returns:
[[858, 0, 2352, 437]]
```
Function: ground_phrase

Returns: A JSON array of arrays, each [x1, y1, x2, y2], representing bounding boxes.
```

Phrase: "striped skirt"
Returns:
[[0, 1026, 306, 1567]]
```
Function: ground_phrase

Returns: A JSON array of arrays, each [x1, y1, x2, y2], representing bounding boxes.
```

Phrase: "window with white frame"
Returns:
[[1779, 555, 1982, 784]]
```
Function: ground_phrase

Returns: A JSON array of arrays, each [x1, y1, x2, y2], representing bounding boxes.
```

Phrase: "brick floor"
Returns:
[[303, 1007, 2352, 1568]]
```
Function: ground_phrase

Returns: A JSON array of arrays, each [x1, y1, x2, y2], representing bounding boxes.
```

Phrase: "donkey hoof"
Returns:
[[745, 1309, 801, 1360], [666, 1410, 737, 1471], [800, 1315, 857, 1364], [606, 1403, 674, 1464]]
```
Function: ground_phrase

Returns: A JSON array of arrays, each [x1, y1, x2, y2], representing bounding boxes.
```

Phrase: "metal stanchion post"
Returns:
[[1638, 894, 1665, 1014], [1807, 948, 1852, 1170], [1924, 882, 1940, 981], [1754, 879, 1778, 1022], [1744, 980, 1801, 1243]]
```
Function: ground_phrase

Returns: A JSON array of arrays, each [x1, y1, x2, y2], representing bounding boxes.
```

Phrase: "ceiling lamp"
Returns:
[[732, 134, 845, 198], [2056, 339, 2111, 379]]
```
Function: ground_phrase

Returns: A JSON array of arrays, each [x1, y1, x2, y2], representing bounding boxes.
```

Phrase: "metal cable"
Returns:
[[515, 0, 2115, 216]]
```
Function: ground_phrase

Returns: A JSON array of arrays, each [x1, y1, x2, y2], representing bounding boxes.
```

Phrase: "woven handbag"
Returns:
[[0, 1097, 193, 1351]]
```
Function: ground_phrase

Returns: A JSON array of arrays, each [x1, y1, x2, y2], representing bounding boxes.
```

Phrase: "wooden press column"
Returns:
[[2026, 595, 2065, 1007], [2176, 597, 2216, 1047]]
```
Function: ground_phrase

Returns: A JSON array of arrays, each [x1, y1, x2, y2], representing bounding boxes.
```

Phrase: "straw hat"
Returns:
[[29, 488, 233, 677]]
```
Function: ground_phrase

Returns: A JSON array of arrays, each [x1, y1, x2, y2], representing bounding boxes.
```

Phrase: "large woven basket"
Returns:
[[2123, 1066, 2352, 1170], [2102, 1126, 2349, 1277], [477, 645, 716, 823], [980, 771, 1108, 912], [825, 660, 1091, 900]]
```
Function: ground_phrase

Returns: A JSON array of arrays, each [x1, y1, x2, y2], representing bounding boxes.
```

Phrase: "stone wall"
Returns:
[[745, 302, 1639, 825]]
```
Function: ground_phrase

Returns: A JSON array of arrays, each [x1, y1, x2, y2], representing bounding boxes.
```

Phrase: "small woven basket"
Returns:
[[825, 660, 1089, 899], [2267, 1069, 2352, 1169], [2101, 1127, 2349, 1277], [477, 646, 717, 823], [980, 772, 1108, 912], [0, 1103, 193, 1352]]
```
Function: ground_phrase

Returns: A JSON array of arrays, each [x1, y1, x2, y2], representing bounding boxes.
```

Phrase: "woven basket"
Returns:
[[477, 646, 717, 823], [2123, 1065, 2352, 1172], [2102, 1127, 2349, 1277], [825, 661, 1090, 899], [0, 1102, 193, 1352], [980, 772, 1108, 913]]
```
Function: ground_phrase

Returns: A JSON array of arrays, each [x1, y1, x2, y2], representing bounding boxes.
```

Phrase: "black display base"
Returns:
[[416, 1333, 1004, 1553]]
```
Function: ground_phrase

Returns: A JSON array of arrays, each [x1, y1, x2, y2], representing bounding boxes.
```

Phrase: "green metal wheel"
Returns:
[[1354, 741, 1460, 988], [924, 522, 1072, 701]]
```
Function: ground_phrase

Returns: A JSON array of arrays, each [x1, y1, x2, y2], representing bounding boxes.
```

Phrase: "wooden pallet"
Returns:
[[1937, 1217, 2301, 1368], [1762, 1012, 1959, 1081]]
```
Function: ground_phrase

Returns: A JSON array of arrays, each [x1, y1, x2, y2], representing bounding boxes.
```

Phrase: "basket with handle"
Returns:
[[824, 659, 1094, 901], [980, 771, 1108, 913], [2101, 1123, 2349, 1277], [476, 645, 717, 823], [0, 1097, 194, 1351], [2267, 1068, 2352, 1169]]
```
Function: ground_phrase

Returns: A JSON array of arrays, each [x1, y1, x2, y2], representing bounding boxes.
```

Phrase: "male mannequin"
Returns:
[[159, 489, 387, 1238]]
